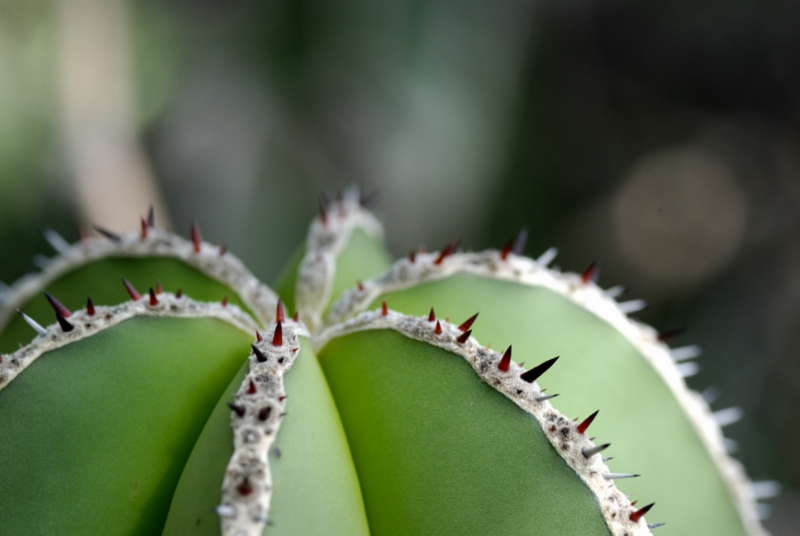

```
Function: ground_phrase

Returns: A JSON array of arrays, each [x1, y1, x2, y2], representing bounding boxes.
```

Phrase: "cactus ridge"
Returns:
[[218, 319, 309, 536], [0, 226, 278, 334], [324, 247, 766, 535], [296, 186, 385, 331], [315, 307, 657, 535], [0, 293, 257, 390]]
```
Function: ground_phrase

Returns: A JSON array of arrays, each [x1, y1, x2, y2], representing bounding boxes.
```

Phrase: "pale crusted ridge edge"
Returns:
[[217, 320, 310, 536], [313, 309, 655, 536], [0, 229, 278, 330], [295, 187, 384, 332], [0, 294, 258, 391], [325, 250, 768, 536]]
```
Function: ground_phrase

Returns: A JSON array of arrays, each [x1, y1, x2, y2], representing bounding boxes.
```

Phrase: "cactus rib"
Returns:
[[218, 319, 309, 536], [0, 227, 278, 335], [295, 186, 385, 331], [0, 293, 257, 390], [325, 248, 765, 535], [314, 308, 657, 535]]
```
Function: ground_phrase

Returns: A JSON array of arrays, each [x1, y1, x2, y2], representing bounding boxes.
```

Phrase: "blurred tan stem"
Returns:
[[56, 0, 171, 230]]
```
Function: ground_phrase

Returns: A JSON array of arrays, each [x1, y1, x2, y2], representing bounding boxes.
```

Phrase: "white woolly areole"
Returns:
[[0, 294, 258, 391], [295, 187, 384, 332], [218, 320, 309, 536], [314, 310, 656, 536], [0, 229, 278, 331], [325, 250, 768, 536]]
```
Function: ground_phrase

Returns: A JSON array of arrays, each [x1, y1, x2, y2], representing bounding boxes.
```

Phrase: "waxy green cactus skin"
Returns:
[[0, 189, 770, 535]]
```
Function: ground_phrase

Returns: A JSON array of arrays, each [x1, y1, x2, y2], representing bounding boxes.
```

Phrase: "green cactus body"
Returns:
[[324, 250, 765, 536], [0, 191, 771, 535]]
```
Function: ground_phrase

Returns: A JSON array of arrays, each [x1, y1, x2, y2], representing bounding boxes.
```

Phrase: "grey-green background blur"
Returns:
[[1, 1, 798, 532]]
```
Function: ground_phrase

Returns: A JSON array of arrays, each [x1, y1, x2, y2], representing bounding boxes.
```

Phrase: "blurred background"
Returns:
[[1, 0, 799, 532]]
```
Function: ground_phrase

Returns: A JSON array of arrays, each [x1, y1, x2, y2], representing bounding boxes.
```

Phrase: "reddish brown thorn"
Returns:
[[256, 331, 263, 342], [140, 217, 148, 239], [258, 406, 272, 421], [631, 501, 638, 507], [456, 330, 471, 344], [520, 356, 559, 383], [191, 221, 202, 253], [629, 503, 654, 523], [428, 308, 436, 322], [248, 380, 257, 394], [227, 402, 245, 417], [121, 278, 141, 301], [434, 239, 460, 265], [435, 321, 442, 335], [218, 244, 227, 257], [44, 292, 72, 318], [293, 312, 299, 322], [149, 288, 159, 306], [458, 313, 479, 332], [581, 261, 598, 284], [147, 205, 155, 227], [408, 250, 416, 263], [156, 280, 163, 294], [498, 346, 512, 372], [577, 410, 599, 434], [252, 344, 268, 363], [276, 299, 285, 323], [657, 327, 688, 342], [357, 281, 364, 291], [278, 396, 286, 402], [0, 356, 3, 364], [500, 240, 513, 260], [86, 297, 95, 316], [56, 313, 74, 332], [512, 227, 528, 255], [222, 296, 229, 307], [381, 301, 388, 316], [272, 322, 283, 347], [175, 288, 183, 298]]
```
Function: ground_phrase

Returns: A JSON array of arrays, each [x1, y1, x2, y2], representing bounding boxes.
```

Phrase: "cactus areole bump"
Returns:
[[0, 190, 771, 535]]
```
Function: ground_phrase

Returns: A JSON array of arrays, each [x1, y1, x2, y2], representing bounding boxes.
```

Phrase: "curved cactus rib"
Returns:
[[293, 186, 391, 331], [0, 225, 278, 354], [325, 249, 765, 535], [0, 296, 257, 535], [314, 309, 655, 535]]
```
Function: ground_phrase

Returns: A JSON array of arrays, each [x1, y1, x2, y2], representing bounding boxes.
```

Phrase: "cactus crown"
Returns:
[[0, 190, 771, 535]]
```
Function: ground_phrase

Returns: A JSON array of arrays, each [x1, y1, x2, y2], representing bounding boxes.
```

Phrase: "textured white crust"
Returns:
[[0, 229, 278, 331], [314, 310, 654, 536], [0, 294, 258, 391], [326, 250, 768, 536], [217, 320, 309, 536], [295, 187, 384, 332]]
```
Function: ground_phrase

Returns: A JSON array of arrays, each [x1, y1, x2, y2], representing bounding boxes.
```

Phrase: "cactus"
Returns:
[[0, 189, 771, 535]]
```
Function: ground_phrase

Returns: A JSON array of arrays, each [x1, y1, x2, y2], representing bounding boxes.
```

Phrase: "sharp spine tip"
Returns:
[[156, 280, 163, 294], [604, 473, 640, 480], [175, 288, 183, 298], [293, 312, 299, 322], [670, 345, 702, 362], [381, 301, 388, 316], [520, 356, 559, 383], [582, 443, 610, 458], [41, 228, 70, 254], [248, 380, 257, 394], [647, 522, 666, 529], [44, 292, 72, 318], [456, 330, 471, 344], [252, 344, 268, 363], [55, 313, 74, 332], [149, 288, 159, 306], [618, 299, 647, 314], [434, 239, 460, 265], [18, 310, 48, 336], [256, 331, 262, 342], [190, 221, 202, 253], [147, 205, 155, 227], [428, 308, 436, 322], [604, 285, 626, 298], [86, 297, 95, 316], [713, 407, 744, 428], [536, 246, 558, 266], [435, 321, 442, 335], [276, 299, 285, 323], [272, 322, 283, 347], [629, 502, 654, 522], [121, 278, 141, 301], [577, 410, 599, 434], [458, 313, 479, 332], [581, 261, 599, 284], [140, 217, 148, 239], [227, 402, 245, 417], [535, 393, 559, 402], [221, 296, 228, 307], [498, 346, 512, 372], [658, 327, 688, 342], [93, 225, 121, 242], [500, 240, 513, 260], [512, 227, 528, 255]]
